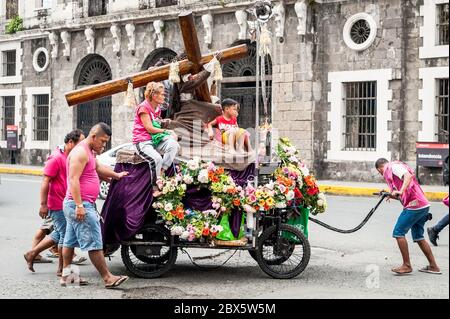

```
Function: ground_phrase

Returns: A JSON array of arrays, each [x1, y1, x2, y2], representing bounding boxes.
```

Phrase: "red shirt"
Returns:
[[215, 115, 238, 132]]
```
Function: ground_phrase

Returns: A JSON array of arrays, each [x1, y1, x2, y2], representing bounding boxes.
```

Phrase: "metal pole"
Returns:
[[255, 21, 261, 188]]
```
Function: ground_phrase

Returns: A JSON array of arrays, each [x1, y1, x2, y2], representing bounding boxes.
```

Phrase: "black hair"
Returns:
[[375, 158, 389, 169], [153, 58, 169, 67], [96, 122, 112, 137], [64, 129, 84, 144], [221, 98, 239, 110]]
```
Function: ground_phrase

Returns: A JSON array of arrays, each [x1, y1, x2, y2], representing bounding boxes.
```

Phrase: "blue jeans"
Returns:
[[63, 200, 103, 252], [393, 207, 431, 242], [432, 214, 449, 234], [48, 210, 66, 247]]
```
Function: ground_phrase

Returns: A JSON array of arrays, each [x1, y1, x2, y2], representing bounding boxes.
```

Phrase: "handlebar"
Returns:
[[373, 191, 392, 197]]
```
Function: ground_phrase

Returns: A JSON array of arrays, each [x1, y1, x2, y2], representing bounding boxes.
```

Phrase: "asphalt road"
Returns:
[[0, 175, 448, 299]]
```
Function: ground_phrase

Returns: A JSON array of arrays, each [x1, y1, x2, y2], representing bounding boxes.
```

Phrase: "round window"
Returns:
[[343, 13, 377, 51], [33, 47, 50, 72]]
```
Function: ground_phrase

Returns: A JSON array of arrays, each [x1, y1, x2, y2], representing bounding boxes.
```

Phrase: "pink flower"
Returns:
[[248, 194, 257, 204]]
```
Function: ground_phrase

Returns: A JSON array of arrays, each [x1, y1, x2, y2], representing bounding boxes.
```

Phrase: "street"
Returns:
[[0, 175, 448, 299]]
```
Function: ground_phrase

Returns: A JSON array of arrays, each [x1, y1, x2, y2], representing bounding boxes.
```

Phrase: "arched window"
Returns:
[[74, 54, 112, 148]]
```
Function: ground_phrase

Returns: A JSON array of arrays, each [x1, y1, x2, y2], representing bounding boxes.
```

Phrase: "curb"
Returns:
[[320, 184, 447, 202], [1, 167, 447, 201], [0, 167, 43, 176]]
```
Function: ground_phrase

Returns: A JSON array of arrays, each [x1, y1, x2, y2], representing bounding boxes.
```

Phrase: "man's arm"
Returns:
[[96, 159, 128, 181], [398, 172, 413, 196], [39, 176, 52, 219]]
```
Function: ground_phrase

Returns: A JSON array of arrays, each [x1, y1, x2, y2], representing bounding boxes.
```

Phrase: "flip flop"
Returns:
[[72, 256, 88, 265], [391, 267, 413, 275], [418, 266, 442, 275], [105, 276, 129, 289], [33, 256, 53, 264]]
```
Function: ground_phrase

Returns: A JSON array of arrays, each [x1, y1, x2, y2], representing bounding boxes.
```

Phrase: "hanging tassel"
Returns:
[[213, 57, 223, 82], [259, 24, 272, 56], [124, 80, 137, 108], [169, 61, 180, 84]]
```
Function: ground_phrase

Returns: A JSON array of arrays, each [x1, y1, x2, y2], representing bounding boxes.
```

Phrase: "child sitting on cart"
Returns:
[[132, 81, 180, 183], [207, 98, 251, 152]]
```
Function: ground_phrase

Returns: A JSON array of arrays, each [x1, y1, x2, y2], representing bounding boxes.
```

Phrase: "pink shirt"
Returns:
[[383, 161, 429, 210], [132, 100, 161, 144], [66, 141, 100, 204], [43, 147, 67, 211]]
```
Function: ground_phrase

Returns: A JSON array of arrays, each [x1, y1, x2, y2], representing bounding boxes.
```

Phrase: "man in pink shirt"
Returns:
[[24, 129, 85, 276], [376, 158, 441, 275], [62, 123, 129, 288]]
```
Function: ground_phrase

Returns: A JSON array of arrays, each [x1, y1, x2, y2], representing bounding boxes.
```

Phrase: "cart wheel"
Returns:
[[121, 224, 177, 279], [255, 224, 310, 279]]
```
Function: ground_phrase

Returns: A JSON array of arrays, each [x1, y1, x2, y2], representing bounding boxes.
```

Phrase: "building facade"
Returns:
[[0, 0, 448, 184]]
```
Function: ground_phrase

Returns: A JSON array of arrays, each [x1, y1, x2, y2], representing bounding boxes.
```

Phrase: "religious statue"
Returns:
[[110, 24, 121, 54], [153, 20, 165, 48], [48, 31, 59, 59], [202, 13, 213, 49], [125, 23, 136, 54], [84, 27, 95, 54], [235, 10, 248, 40], [60, 31, 71, 58], [295, 0, 307, 36], [273, 1, 286, 42]]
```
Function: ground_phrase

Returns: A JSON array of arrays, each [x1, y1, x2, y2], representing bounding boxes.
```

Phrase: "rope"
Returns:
[[181, 248, 238, 270], [305, 193, 390, 234]]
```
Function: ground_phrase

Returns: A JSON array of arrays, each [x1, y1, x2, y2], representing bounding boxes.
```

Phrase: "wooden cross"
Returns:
[[66, 11, 248, 106]]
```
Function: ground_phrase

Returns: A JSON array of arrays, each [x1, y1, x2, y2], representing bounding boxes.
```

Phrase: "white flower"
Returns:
[[180, 184, 187, 191], [152, 202, 158, 208], [275, 202, 287, 209], [222, 185, 229, 193], [300, 167, 310, 177], [286, 191, 295, 201], [187, 159, 200, 171], [243, 204, 256, 214], [289, 156, 299, 163], [183, 175, 194, 185], [317, 199, 324, 207], [198, 169, 209, 184], [164, 203, 173, 212], [318, 192, 326, 200], [171, 226, 185, 236], [169, 186, 175, 192], [180, 231, 190, 240], [211, 225, 224, 233], [162, 187, 169, 195], [266, 181, 275, 190], [157, 203, 164, 209]]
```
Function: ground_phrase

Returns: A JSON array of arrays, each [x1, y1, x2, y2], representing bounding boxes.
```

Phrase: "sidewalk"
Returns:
[[1, 164, 448, 201]]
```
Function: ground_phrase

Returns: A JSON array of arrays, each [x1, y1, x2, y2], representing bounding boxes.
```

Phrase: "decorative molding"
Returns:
[[202, 13, 213, 49], [48, 31, 59, 58], [295, 0, 307, 36], [60, 31, 71, 58], [84, 27, 95, 54], [327, 69, 393, 162], [342, 12, 377, 51], [273, 1, 286, 42], [153, 20, 165, 49], [32, 47, 50, 72], [418, 66, 449, 141], [419, 0, 449, 59], [110, 24, 122, 54], [235, 10, 248, 40], [124, 23, 135, 54]]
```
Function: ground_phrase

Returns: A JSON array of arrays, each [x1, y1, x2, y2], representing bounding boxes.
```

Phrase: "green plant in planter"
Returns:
[[6, 16, 23, 34]]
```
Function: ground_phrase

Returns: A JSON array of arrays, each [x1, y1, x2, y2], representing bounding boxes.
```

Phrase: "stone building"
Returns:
[[0, 0, 448, 184]]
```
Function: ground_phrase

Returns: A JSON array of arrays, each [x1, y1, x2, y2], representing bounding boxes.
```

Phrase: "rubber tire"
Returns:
[[255, 224, 310, 279], [121, 224, 177, 279], [99, 181, 109, 200]]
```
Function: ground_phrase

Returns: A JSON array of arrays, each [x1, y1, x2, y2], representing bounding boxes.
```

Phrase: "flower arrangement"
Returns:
[[153, 137, 327, 243]]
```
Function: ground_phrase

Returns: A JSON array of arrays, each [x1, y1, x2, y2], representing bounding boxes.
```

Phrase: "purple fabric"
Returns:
[[101, 162, 154, 245], [101, 163, 256, 244]]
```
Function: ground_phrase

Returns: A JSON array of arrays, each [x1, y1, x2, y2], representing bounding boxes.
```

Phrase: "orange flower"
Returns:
[[233, 198, 241, 206], [202, 228, 210, 237], [216, 167, 225, 175], [177, 211, 185, 220]]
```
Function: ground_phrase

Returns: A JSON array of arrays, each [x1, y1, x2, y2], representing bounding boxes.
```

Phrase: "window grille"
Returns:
[[2, 50, 16, 77], [33, 94, 49, 141], [436, 78, 449, 143], [155, 0, 178, 8], [437, 3, 449, 46], [6, 0, 19, 20], [1, 96, 15, 140], [88, 0, 107, 17], [343, 81, 377, 151]]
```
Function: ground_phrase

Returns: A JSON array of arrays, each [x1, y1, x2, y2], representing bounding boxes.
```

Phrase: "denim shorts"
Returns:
[[48, 210, 66, 247], [393, 206, 431, 242], [63, 199, 103, 252]]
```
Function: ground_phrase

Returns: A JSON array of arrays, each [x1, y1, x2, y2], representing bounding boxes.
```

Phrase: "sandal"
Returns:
[[72, 255, 88, 265], [418, 266, 442, 275], [105, 276, 129, 289], [60, 277, 89, 287], [33, 256, 53, 264]]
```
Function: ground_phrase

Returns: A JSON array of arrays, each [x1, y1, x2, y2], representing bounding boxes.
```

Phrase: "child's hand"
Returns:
[[208, 132, 215, 140]]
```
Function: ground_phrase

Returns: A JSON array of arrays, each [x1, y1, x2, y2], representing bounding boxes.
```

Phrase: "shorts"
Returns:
[[40, 217, 54, 235], [48, 210, 67, 247], [393, 206, 431, 242], [63, 199, 103, 252]]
